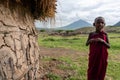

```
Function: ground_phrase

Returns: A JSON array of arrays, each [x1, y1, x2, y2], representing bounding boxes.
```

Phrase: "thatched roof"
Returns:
[[0, 0, 57, 21]]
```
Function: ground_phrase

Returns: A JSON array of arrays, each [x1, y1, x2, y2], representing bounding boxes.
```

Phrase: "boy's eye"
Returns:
[[97, 22, 104, 24]]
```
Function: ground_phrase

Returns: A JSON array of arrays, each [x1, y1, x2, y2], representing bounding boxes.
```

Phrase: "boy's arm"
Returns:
[[97, 34, 110, 48], [103, 34, 110, 48], [86, 40, 90, 46], [102, 40, 110, 48], [86, 39, 94, 46], [86, 33, 90, 46], [86, 33, 93, 46]]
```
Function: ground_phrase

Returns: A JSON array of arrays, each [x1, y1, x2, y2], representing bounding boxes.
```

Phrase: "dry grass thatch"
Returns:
[[0, 0, 57, 21]]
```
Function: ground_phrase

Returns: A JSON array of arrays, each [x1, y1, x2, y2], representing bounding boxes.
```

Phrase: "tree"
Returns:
[[0, 0, 57, 80]]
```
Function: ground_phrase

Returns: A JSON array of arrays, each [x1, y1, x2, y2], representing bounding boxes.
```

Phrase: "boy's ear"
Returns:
[[104, 23, 106, 26], [93, 23, 95, 26]]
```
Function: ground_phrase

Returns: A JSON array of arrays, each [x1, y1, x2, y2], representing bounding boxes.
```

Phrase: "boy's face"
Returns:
[[94, 18, 105, 31]]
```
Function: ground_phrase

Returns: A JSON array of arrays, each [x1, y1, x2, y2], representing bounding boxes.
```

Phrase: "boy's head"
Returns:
[[93, 16, 105, 32]]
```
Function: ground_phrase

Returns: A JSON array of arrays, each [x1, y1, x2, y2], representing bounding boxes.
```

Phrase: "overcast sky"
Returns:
[[35, 0, 120, 28]]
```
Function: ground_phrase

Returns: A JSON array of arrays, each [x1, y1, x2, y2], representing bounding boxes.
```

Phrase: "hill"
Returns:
[[46, 26, 120, 36], [113, 21, 120, 26], [56, 19, 92, 30], [75, 26, 120, 33]]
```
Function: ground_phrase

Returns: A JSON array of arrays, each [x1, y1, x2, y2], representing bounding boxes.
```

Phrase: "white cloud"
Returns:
[[55, 0, 120, 27], [35, 0, 120, 28]]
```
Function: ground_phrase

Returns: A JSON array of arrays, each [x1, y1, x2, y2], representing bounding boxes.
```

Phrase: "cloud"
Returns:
[[35, 0, 120, 28], [55, 0, 120, 27]]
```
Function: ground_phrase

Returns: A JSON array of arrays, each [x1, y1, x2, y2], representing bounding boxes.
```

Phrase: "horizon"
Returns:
[[35, 18, 118, 29]]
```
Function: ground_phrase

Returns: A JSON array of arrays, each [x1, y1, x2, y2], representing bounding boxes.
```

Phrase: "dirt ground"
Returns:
[[38, 46, 88, 80], [39, 46, 87, 57]]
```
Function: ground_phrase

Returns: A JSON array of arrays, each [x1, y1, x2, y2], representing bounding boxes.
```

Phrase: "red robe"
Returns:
[[87, 31, 109, 80]]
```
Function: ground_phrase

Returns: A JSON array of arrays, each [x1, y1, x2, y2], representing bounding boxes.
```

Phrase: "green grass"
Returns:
[[107, 61, 120, 80], [38, 33, 120, 80], [38, 34, 88, 52], [57, 57, 78, 70], [46, 73, 62, 80]]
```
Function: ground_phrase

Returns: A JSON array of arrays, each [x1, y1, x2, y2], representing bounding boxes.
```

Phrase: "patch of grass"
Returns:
[[58, 64, 77, 70], [66, 77, 86, 80], [109, 37, 120, 52], [108, 33, 120, 38], [58, 57, 73, 64], [38, 34, 88, 52], [40, 56, 53, 61], [46, 73, 62, 80], [57, 57, 78, 70], [107, 61, 120, 80]]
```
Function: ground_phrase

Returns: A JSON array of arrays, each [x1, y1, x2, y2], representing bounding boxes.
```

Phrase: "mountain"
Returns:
[[113, 21, 120, 26], [56, 19, 92, 30]]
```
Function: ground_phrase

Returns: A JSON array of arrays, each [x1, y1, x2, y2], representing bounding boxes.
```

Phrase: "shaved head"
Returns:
[[94, 16, 105, 23]]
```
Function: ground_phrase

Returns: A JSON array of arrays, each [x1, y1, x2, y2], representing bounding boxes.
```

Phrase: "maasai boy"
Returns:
[[86, 17, 110, 80]]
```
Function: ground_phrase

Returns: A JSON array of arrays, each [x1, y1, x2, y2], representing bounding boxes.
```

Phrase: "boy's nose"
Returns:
[[99, 23, 103, 26]]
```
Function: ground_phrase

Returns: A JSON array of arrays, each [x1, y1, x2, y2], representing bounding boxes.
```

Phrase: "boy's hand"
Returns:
[[89, 39, 95, 43], [89, 38, 105, 43], [96, 38, 105, 43]]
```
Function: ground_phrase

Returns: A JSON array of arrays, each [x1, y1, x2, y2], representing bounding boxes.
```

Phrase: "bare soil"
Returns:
[[38, 46, 88, 80]]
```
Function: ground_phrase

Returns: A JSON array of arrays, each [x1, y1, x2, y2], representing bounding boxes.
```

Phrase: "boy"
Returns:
[[86, 17, 110, 80]]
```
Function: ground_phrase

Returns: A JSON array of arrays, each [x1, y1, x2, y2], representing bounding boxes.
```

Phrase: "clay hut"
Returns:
[[0, 0, 57, 80]]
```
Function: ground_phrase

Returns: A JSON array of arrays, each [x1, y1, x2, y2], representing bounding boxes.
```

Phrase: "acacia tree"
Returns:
[[0, 0, 56, 80]]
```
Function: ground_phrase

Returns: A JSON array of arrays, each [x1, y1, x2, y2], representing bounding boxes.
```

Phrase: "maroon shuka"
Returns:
[[87, 31, 109, 80]]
